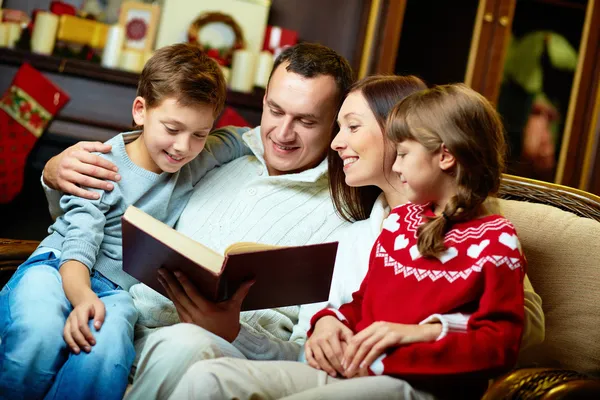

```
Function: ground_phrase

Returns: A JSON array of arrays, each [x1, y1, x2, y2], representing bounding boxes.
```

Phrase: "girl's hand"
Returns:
[[343, 321, 441, 378], [305, 316, 354, 377], [63, 291, 105, 354]]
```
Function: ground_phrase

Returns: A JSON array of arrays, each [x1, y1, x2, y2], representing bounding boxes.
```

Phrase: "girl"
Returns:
[[305, 83, 525, 398], [166, 79, 538, 400]]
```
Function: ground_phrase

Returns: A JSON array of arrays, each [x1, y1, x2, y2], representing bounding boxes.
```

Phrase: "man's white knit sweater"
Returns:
[[129, 127, 350, 361]]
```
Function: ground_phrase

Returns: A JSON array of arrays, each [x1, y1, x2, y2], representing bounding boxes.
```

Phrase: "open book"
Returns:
[[122, 206, 338, 311]]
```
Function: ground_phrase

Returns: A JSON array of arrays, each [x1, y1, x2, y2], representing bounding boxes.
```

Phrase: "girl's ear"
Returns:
[[438, 143, 456, 171], [132, 96, 146, 126]]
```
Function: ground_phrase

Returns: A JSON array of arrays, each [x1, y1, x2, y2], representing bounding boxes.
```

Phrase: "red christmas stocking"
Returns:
[[0, 63, 70, 203]]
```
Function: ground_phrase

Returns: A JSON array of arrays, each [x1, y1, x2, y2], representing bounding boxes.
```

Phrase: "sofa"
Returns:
[[1, 174, 599, 399]]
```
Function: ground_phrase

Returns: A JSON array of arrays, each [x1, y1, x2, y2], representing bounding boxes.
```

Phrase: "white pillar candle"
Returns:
[[0, 24, 8, 48], [220, 66, 231, 85], [141, 50, 154, 69], [254, 50, 274, 89], [119, 48, 143, 73], [31, 12, 59, 54], [5, 23, 21, 49], [102, 25, 125, 68], [229, 50, 257, 93]]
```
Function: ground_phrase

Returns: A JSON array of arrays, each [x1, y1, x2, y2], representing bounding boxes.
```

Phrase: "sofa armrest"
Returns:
[[0, 238, 40, 287], [483, 368, 600, 399]]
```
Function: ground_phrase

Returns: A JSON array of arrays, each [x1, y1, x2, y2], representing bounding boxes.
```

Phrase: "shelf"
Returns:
[[0, 47, 265, 110]]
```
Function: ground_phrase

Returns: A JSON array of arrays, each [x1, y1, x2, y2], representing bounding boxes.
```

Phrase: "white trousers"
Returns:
[[125, 323, 245, 400], [169, 357, 435, 400]]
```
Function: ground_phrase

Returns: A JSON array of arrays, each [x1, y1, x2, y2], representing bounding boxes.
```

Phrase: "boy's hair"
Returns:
[[268, 42, 354, 111], [137, 43, 227, 117], [329, 75, 427, 222], [386, 83, 507, 258]]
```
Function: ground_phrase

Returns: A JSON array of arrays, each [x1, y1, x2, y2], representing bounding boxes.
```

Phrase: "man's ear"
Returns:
[[132, 96, 146, 126], [439, 143, 456, 171]]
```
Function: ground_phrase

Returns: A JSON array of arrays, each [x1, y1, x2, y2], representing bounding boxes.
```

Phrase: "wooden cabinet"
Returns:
[[366, 0, 600, 195]]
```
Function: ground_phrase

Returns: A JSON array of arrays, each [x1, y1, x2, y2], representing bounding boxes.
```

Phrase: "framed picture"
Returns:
[[118, 1, 160, 53]]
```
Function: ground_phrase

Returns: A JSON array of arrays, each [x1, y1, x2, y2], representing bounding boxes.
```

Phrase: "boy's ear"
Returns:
[[132, 96, 146, 126], [438, 143, 456, 171]]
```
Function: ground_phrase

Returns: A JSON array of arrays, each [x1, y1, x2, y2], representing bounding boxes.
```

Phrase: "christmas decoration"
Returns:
[[187, 12, 245, 68], [0, 63, 70, 203]]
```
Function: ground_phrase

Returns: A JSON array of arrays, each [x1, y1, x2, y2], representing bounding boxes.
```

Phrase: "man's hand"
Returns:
[[63, 290, 105, 354], [158, 269, 254, 342], [343, 321, 441, 378], [44, 141, 120, 199], [305, 315, 354, 377]]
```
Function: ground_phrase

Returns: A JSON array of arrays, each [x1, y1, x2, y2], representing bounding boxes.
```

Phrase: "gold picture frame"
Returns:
[[118, 1, 160, 53]]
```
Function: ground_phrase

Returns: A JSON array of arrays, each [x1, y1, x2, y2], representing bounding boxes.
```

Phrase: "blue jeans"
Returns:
[[0, 250, 139, 400]]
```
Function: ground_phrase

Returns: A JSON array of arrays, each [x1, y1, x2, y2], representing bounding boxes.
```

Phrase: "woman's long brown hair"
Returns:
[[386, 84, 507, 258], [328, 75, 427, 222]]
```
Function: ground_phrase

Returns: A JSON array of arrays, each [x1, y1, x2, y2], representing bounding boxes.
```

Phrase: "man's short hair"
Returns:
[[268, 42, 354, 108], [137, 43, 227, 117]]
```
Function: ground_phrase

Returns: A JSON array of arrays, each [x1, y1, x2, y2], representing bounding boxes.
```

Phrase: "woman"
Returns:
[[166, 76, 545, 399]]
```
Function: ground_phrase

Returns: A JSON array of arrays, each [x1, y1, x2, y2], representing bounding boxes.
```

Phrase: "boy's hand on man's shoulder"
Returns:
[[44, 141, 121, 199]]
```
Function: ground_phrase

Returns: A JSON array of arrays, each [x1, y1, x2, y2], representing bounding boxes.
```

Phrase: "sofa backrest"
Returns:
[[498, 197, 600, 374]]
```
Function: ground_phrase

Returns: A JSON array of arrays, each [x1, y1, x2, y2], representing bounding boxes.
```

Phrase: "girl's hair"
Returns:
[[386, 83, 507, 258], [329, 75, 427, 222]]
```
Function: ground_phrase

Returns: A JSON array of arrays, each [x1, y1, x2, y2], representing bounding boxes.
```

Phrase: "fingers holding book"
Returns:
[[157, 268, 255, 342]]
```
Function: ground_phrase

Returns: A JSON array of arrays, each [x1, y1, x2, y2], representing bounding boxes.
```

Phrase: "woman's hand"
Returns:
[[43, 141, 120, 199], [305, 315, 354, 377], [343, 321, 441, 378], [63, 290, 105, 354]]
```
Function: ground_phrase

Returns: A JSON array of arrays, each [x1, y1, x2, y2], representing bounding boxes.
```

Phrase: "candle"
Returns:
[[229, 50, 257, 93], [31, 12, 59, 55], [220, 66, 231, 85], [119, 48, 143, 73], [5, 23, 21, 49], [102, 25, 125, 68], [142, 50, 154, 69], [254, 50, 274, 89], [0, 24, 8, 48]]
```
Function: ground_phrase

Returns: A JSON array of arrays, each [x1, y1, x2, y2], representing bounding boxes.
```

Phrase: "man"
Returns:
[[42, 43, 368, 398]]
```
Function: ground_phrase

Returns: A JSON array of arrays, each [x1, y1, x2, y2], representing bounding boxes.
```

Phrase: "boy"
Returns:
[[0, 43, 249, 400]]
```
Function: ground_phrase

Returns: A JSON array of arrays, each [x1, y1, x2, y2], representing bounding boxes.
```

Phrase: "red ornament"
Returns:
[[206, 49, 220, 59]]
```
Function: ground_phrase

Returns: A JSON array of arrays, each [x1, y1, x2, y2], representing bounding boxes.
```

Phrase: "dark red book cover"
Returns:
[[122, 206, 338, 311]]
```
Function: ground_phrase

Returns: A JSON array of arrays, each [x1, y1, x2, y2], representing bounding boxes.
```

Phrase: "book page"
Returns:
[[225, 242, 287, 255]]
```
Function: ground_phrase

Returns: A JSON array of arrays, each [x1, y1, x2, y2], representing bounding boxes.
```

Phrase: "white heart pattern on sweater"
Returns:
[[409, 244, 421, 260], [499, 232, 519, 251], [394, 234, 409, 250], [382, 213, 401, 232], [437, 246, 458, 264], [467, 239, 490, 259]]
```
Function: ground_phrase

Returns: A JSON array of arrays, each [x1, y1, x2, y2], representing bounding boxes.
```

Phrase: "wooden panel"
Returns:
[[267, 0, 370, 73], [465, 0, 499, 93], [372, 0, 407, 74], [479, 0, 516, 104], [587, 111, 600, 195], [589, 122, 600, 195], [556, 0, 600, 188]]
